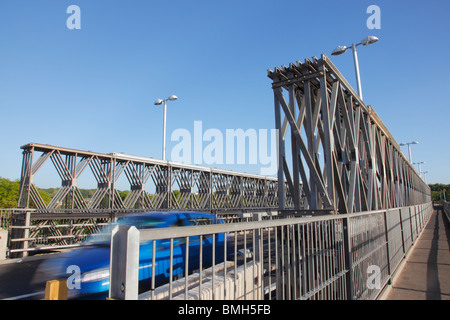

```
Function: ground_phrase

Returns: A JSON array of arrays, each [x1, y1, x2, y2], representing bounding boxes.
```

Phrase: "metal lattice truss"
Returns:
[[268, 54, 431, 213], [18, 143, 292, 211]]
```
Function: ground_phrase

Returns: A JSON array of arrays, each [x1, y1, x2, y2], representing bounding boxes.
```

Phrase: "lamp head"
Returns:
[[154, 99, 164, 105], [361, 36, 379, 46], [331, 45, 348, 56], [168, 95, 178, 101]]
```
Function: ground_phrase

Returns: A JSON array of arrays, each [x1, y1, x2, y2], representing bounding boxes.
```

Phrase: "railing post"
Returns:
[[0, 228, 8, 260], [382, 210, 392, 280], [109, 225, 140, 300], [399, 208, 406, 256], [342, 216, 354, 300], [253, 212, 262, 261], [253, 212, 263, 299]]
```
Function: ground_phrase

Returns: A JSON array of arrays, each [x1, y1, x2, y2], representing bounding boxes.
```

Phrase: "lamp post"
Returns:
[[331, 36, 379, 100], [400, 141, 419, 163], [413, 161, 425, 175], [154, 94, 178, 160], [421, 171, 428, 183]]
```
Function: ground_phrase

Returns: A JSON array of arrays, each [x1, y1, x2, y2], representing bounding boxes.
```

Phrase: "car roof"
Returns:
[[121, 211, 215, 219]]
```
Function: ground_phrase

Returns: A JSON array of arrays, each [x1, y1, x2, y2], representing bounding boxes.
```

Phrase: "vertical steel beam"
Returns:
[[18, 148, 33, 208], [304, 80, 317, 209], [319, 66, 335, 211], [274, 84, 286, 210], [288, 80, 301, 209]]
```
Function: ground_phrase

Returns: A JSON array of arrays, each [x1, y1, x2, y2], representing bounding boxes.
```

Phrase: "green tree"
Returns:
[[428, 183, 450, 202], [117, 190, 130, 201], [0, 177, 20, 208], [37, 189, 52, 206]]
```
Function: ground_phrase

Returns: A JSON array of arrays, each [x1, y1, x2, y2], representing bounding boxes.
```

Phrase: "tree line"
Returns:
[[0, 177, 130, 209], [429, 183, 450, 202]]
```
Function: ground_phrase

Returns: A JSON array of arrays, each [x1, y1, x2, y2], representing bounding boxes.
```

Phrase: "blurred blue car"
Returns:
[[38, 212, 228, 299]]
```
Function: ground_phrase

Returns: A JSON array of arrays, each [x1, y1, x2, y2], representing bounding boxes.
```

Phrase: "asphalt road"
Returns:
[[0, 252, 63, 300], [0, 231, 272, 300]]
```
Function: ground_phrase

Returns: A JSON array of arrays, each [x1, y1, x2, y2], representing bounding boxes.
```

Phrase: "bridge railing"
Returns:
[[3, 208, 281, 257], [6, 209, 118, 256], [0, 209, 18, 230], [107, 202, 433, 300]]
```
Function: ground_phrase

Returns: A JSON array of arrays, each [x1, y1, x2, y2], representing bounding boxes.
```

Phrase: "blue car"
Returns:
[[38, 212, 229, 299]]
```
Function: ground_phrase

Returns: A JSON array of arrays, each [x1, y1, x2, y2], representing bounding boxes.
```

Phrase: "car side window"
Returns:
[[170, 217, 184, 227], [184, 215, 214, 226]]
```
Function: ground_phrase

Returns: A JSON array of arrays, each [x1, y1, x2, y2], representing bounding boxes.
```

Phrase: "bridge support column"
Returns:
[[9, 211, 31, 258]]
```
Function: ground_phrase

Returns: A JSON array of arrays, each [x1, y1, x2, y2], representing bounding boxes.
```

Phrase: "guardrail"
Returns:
[[2, 208, 281, 257], [5, 209, 117, 257], [108, 202, 433, 300], [1, 209, 27, 230]]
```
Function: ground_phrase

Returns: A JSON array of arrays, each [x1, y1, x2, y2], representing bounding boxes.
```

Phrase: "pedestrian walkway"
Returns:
[[383, 208, 450, 300]]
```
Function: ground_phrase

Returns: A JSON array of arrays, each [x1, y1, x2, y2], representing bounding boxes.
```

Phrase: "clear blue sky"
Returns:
[[0, 0, 449, 189]]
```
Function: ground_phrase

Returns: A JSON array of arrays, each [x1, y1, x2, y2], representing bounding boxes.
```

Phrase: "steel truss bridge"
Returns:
[[2, 54, 434, 301], [17, 143, 293, 212], [15, 54, 430, 217]]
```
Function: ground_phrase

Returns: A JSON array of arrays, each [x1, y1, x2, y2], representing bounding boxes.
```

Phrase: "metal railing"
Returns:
[[108, 202, 433, 300], [6, 210, 118, 256], [1, 209, 32, 230], [3, 209, 279, 257]]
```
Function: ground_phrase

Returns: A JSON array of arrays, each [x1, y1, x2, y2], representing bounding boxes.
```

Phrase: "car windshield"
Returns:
[[84, 215, 171, 245], [119, 216, 173, 229]]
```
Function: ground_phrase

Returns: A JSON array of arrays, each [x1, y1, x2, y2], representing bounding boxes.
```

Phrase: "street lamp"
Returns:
[[399, 141, 419, 163], [421, 171, 428, 183], [413, 161, 425, 174], [154, 94, 178, 160], [331, 36, 379, 100]]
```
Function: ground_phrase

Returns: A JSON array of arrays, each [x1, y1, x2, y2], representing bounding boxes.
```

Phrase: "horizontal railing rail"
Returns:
[[107, 202, 433, 300]]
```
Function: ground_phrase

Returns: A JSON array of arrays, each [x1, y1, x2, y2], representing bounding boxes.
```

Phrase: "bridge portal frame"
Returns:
[[268, 54, 431, 213]]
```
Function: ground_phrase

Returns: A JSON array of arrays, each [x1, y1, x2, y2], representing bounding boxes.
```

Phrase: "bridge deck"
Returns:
[[383, 207, 450, 300]]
